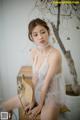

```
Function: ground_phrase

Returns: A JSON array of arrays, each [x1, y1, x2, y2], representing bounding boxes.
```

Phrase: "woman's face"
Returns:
[[31, 25, 49, 47]]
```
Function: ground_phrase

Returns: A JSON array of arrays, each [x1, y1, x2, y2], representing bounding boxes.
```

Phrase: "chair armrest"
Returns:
[[17, 66, 33, 103]]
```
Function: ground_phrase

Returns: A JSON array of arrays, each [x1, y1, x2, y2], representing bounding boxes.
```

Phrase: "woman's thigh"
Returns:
[[40, 100, 60, 120]]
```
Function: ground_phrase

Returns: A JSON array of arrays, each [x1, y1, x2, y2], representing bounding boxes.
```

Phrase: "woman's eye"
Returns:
[[33, 34, 38, 37], [41, 31, 45, 34]]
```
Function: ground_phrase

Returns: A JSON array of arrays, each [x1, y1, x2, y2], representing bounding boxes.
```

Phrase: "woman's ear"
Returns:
[[49, 31, 53, 37], [49, 31, 52, 36]]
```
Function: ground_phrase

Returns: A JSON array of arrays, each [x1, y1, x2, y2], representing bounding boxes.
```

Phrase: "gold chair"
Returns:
[[17, 66, 70, 120]]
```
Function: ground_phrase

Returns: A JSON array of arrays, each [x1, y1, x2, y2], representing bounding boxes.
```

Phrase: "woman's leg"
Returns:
[[0, 95, 29, 112], [40, 100, 60, 120]]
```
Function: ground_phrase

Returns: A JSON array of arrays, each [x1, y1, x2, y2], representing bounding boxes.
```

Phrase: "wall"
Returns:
[[0, 0, 33, 100], [59, 16, 80, 84], [0, 0, 4, 101]]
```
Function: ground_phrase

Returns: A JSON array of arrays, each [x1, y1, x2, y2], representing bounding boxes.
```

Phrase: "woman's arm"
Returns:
[[39, 49, 62, 107], [31, 74, 37, 104], [30, 48, 37, 104]]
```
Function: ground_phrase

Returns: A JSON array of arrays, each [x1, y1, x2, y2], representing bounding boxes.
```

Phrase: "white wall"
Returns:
[[0, 0, 35, 100], [0, 0, 4, 101], [59, 16, 80, 84], [0, 0, 80, 104]]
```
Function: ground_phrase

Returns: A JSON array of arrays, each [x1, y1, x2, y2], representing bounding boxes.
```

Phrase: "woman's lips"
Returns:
[[40, 40, 45, 43]]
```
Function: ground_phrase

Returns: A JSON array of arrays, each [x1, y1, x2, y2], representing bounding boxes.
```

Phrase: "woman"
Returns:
[[0, 18, 65, 120]]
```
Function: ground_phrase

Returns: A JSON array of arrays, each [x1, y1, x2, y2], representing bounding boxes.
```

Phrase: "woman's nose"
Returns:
[[38, 34, 43, 39]]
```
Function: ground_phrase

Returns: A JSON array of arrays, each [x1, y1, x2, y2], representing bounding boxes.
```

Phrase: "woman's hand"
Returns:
[[25, 101, 35, 113], [28, 104, 42, 120]]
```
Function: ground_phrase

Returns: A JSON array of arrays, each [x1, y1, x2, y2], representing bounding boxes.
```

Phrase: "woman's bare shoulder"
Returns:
[[30, 48, 37, 59], [48, 48, 62, 73], [31, 48, 36, 53], [50, 47, 61, 56], [49, 48, 62, 63]]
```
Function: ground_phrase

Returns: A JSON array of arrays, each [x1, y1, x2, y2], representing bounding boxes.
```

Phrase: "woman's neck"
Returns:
[[37, 43, 51, 54]]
